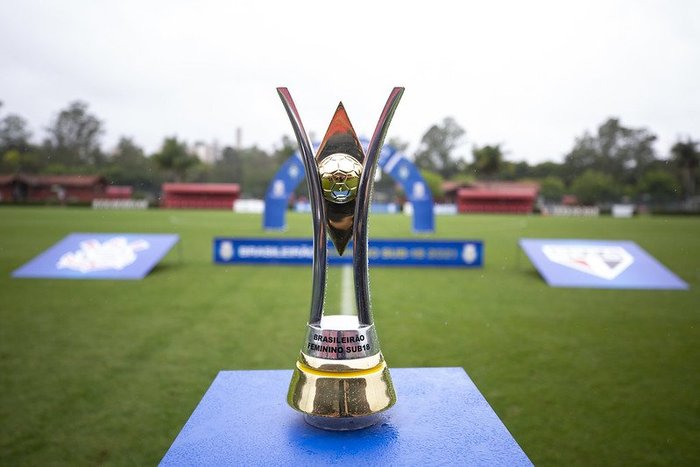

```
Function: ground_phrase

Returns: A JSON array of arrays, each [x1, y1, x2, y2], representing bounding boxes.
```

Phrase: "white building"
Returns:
[[192, 140, 221, 164]]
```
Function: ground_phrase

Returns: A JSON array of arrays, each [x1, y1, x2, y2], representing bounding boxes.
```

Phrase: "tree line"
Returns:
[[0, 100, 297, 200], [1, 100, 698, 207], [412, 117, 698, 208]]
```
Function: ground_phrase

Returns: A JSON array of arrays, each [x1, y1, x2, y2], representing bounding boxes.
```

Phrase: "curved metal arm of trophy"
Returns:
[[276, 88, 327, 326], [353, 87, 405, 326]]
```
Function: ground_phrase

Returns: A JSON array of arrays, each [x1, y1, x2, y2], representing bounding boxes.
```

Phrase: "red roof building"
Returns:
[[161, 183, 241, 209], [0, 174, 107, 203], [457, 182, 539, 214], [0, 175, 15, 201], [105, 185, 133, 199]]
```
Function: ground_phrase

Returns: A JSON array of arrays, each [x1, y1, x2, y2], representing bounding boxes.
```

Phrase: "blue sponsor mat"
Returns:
[[214, 238, 483, 268], [160, 368, 531, 466], [12, 233, 179, 280], [520, 238, 688, 289]]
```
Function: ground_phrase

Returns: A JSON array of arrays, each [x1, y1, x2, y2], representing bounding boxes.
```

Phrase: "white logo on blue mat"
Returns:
[[542, 245, 634, 280], [56, 237, 150, 273]]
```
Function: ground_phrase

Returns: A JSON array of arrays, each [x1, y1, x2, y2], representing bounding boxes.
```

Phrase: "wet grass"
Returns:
[[0, 206, 698, 466]]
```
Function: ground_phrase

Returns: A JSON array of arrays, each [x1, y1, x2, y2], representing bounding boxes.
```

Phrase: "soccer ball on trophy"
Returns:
[[318, 153, 363, 204]]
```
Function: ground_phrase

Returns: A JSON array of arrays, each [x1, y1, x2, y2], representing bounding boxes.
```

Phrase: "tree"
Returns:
[[2, 149, 20, 172], [530, 161, 564, 179], [637, 169, 680, 204], [671, 138, 699, 199], [45, 101, 104, 167], [570, 170, 619, 205], [472, 144, 503, 180], [153, 137, 198, 182], [419, 169, 444, 200], [562, 133, 597, 183], [238, 146, 278, 198], [414, 117, 466, 179], [104, 137, 160, 195], [450, 173, 476, 186], [271, 135, 297, 166], [509, 161, 531, 180], [213, 146, 244, 183], [211, 144, 277, 196], [539, 176, 565, 203], [0, 114, 32, 154], [111, 137, 146, 165], [563, 118, 657, 186], [0, 112, 41, 174]]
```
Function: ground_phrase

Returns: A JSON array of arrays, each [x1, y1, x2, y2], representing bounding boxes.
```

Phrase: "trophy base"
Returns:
[[287, 354, 396, 429], [304, 413, 382, 431]]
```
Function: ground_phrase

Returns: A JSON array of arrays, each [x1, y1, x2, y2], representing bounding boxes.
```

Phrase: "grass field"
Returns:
[[1, 206, 698, 466]]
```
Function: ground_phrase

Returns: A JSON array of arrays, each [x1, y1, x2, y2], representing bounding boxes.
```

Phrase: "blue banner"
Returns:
[[378, 147, 434, 233], [214, 238, 483, 268], [262, 154, 306, 230]]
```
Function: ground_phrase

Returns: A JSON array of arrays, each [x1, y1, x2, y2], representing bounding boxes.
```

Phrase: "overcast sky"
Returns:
[[1, 0, 698, 164]]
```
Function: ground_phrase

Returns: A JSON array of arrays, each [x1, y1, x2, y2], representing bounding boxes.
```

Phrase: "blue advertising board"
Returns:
[[12, 233, 179, 280], [214, 238, 483, 268], [519, 238, 688, 289]]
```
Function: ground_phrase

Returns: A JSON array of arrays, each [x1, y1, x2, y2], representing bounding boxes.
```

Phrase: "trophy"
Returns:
[[277, 87, 404, 430]]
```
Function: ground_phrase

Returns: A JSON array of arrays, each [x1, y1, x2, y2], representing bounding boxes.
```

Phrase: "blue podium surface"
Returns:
[[160, 367, 531, 466]]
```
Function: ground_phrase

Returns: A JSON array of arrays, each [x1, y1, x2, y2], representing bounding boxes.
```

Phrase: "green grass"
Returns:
[[1, 206, 698, 466]]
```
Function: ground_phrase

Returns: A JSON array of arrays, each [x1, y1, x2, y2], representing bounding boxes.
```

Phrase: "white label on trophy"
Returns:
[[304, 323, 378, 360]]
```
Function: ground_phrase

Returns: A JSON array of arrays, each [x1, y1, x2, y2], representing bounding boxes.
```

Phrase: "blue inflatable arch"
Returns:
[[263, 143, 434, 233]]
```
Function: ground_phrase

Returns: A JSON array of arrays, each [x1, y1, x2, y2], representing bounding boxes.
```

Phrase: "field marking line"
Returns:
[[340, 265, 354, 315]]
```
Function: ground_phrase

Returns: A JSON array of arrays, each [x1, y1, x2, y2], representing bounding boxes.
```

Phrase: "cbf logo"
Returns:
[[542, 245, 634, 280], [461, 243, 478, 264], [272, 180, 286, 198], [288, 164, 300, 180], [56, 237, 150, 273], [218, 240, 235, 261], [412, 182, 426, 200]]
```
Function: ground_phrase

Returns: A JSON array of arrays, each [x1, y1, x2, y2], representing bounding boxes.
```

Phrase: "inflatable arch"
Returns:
[[263, 143, 434, 233]]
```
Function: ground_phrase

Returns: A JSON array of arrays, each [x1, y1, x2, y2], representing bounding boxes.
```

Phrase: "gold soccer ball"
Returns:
[[318, 153, 363, 204]]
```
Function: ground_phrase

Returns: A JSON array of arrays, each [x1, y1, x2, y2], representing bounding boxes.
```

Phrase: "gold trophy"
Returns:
[[277, 87, 404, 430]]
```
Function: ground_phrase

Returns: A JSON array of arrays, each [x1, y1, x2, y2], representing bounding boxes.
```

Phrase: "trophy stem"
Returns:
[[353, 87, 405, 326], [277, 87, 327, 325]]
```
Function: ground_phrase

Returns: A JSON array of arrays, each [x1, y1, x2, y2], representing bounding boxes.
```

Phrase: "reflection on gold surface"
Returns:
[[288, 357, 396, 418], [328, 215, 354, 231]]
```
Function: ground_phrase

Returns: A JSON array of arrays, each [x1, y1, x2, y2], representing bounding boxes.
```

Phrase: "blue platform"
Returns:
[[160, 367, 532, 466]]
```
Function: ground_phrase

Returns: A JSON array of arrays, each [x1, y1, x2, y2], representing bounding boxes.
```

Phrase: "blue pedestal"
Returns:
[[160, 367, 531, 466]]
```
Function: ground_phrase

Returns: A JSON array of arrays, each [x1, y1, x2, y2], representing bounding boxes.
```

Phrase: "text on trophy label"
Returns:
[[307, 342, 371, 354], [312, 334, 365, 344]]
